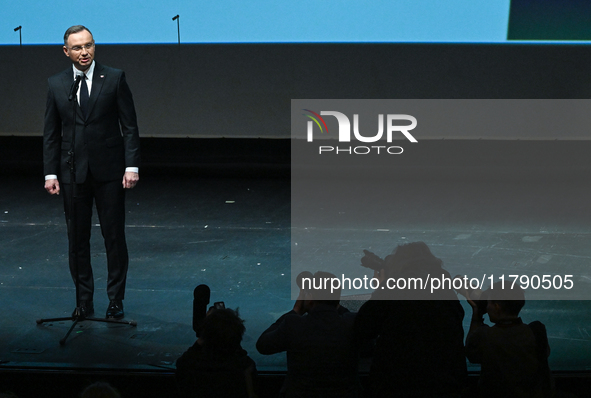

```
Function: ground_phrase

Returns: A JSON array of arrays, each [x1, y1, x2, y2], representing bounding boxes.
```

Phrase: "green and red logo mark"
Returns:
[[303, 109, 330, 135]]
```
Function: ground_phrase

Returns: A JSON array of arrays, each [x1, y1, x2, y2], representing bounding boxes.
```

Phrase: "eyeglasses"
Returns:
[[68, 42, 95, 52]]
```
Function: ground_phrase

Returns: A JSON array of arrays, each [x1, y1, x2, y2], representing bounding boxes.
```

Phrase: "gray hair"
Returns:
[[63, 25, 92, 46]]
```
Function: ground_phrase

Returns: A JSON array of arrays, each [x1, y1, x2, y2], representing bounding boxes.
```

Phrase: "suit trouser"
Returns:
[[63, 172, 128, 302]]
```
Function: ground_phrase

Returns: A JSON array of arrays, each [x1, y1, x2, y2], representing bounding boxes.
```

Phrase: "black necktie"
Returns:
[[80, 74, 89, 117]]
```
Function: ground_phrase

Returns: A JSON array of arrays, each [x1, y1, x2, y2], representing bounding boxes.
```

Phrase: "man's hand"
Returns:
[[122, 171, 139, 189], [373, 268, 386, 285], [45, 179, 60, 195], [293, 288, 312, 315]]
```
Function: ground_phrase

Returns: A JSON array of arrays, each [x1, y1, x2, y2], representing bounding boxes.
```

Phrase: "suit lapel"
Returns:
[[87, 63, 106, 118], [60, 68, 72, 96]]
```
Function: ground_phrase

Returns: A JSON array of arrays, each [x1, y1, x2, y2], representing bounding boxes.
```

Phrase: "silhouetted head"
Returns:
[[309, 271, 341, 307], [201, 308, 246, 355], [80, 382, 121, 398], [385, 241, 443, 276], [482, 280, 525, 321]]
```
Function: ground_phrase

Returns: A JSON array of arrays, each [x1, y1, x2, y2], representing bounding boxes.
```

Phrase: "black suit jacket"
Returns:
[[43, 62, 140, 183]]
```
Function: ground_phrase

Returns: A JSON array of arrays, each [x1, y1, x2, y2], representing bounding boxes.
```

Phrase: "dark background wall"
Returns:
[[1, 43, 590, 139], [1, 42, 591, 398]]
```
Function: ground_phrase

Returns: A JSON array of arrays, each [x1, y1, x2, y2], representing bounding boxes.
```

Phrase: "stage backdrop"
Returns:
[[1, 43, 590, 139]]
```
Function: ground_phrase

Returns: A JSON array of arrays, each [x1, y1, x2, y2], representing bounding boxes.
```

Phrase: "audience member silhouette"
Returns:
[[256, 271, 361, 398], [463, 281, 554, 398], [176, 285, 257, 398], [354, 242, 467, 397], [79, 381, 121, 398]]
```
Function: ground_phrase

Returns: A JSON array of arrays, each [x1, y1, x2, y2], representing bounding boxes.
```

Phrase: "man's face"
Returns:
[[63, 29, 95, 71]]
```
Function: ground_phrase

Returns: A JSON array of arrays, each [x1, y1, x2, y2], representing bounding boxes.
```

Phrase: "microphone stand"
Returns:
[[172, 15, 180, 46], [14, 26, 22, 47], [37, 74, 136, 345]]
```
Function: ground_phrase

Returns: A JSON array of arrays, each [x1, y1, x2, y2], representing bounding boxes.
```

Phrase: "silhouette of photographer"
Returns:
[[354, 242, 467, 398], [257, 271, 361, 398], [460, 281, 554, 398], [176, 285, 257, 398]]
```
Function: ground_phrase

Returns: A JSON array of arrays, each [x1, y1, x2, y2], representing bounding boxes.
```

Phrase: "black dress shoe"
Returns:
[[106, 300, 124, 319], [73, 300, 94, 318]]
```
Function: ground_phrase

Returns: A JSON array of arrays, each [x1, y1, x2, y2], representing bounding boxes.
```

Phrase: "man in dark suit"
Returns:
[[43, 25, 140, 319]]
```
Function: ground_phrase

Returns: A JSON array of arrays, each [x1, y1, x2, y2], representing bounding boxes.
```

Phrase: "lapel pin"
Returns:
[[100, 75, 105, 78]]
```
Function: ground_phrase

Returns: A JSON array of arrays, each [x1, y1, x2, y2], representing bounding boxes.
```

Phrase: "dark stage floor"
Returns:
[[0, 167, 292, 374], [1, 149, 591, 387]]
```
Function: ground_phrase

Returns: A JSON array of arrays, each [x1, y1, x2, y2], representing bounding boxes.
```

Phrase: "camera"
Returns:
[[359, 249, 386, 271], [296, 271, 314, 290]]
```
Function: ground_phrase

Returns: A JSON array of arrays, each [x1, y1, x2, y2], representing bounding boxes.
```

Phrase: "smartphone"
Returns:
[[214, 301, 225, 310]]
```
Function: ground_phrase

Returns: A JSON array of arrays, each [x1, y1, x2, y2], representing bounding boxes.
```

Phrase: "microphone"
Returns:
[[68, 74, 82, 102]]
